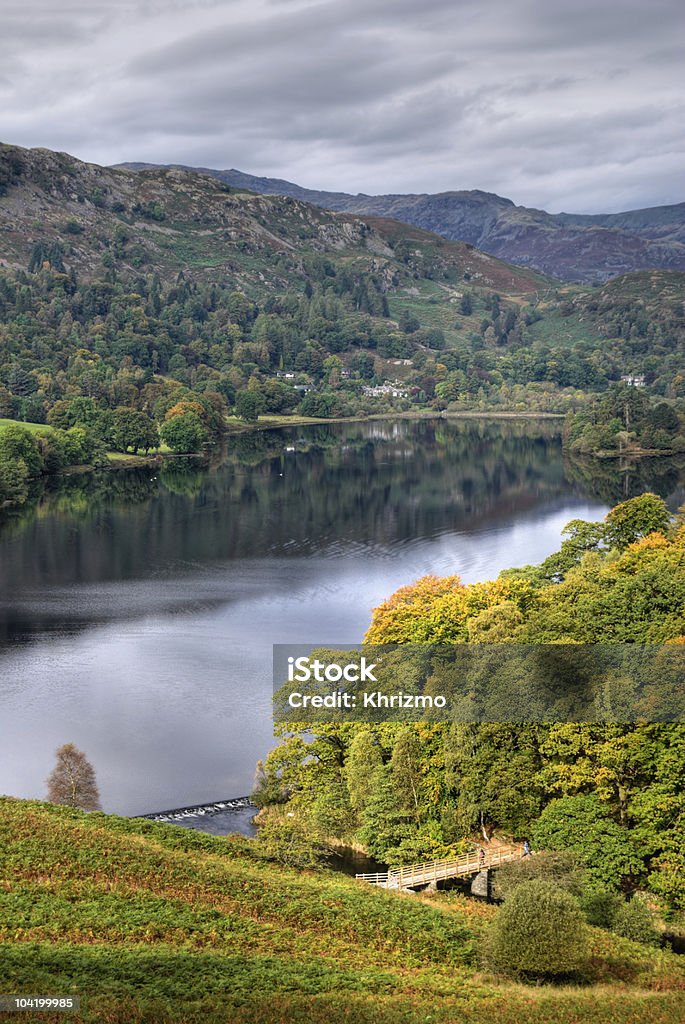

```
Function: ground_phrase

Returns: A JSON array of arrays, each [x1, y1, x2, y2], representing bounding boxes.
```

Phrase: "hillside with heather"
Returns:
[[2, 798, 684, 1024], [119, 161, 685, 284]]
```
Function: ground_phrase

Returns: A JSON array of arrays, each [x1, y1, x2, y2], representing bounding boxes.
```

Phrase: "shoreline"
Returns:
[[0, 408, 568, 508], [564, 446, 684, 460], [66, 409, 568, 473], [226, 408, 566, 435]]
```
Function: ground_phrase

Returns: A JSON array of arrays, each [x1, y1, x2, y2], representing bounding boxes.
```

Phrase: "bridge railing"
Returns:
[[356, 842, 522, 888]]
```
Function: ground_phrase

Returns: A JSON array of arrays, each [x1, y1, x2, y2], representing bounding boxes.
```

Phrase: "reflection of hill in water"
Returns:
[[0, 419, 578, 589], [9, 417, 685, 592]]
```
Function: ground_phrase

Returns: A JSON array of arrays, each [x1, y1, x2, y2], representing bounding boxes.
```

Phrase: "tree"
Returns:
[[358, 764, 413, 861], [235, 390, 263, 423], [0, 423, 43, 477], [484, 880, 589, 979], [398, 309, 420, 334], [257, 814, 328, 868], [345, 730, 383, 813], [46, 743, 101, 811], [391, 727, 426, 820], [111, 408, 159, 454], [531, 794, 643, 889], [604, 493, 670, 550], [160, 411, 208, 453]]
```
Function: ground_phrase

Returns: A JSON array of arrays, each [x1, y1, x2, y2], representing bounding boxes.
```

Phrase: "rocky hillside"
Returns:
[[120, 161, 685, 284], [0, 144, 545, 296]]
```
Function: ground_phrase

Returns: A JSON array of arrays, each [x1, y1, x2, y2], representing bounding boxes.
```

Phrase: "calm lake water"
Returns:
[[2, 417, 684, 822]]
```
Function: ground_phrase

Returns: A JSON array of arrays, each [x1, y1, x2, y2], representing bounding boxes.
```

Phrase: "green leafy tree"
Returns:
[[358, 764, 413, 861], [531, 794, 643, 889], [111, 408, 158, 454], [345, 730, 383, 813], [0, 455, 30, 505], [604, 493, 670, 550], [398, 309, 420, 334], [391, 726, 426, 821], [160, 412, 208, 453], [257, 815, 328, 869], [0, 423, 43, 477], [235, 390, 263, 423]]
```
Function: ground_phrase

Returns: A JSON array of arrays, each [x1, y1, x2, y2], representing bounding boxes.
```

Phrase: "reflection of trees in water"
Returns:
[[564, 453, 685, 509], [0, 419, 592, 588], [0, 470, 160, 538], [159, 460, 206, 497]]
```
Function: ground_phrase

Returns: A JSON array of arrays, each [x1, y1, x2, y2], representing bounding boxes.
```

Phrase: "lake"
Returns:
[[1, 417, 684, 825]]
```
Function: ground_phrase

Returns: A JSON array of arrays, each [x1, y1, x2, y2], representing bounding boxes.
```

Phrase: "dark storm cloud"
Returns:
[[3, 0, 684, 212]]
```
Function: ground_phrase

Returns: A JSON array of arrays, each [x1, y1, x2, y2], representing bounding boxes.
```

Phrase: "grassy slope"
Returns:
[[1, 800, 684, 1024], [0, 419, 51, 434]]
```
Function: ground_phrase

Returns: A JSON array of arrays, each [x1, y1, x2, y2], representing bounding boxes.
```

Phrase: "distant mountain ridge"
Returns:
[[119, 162, 685, 284]]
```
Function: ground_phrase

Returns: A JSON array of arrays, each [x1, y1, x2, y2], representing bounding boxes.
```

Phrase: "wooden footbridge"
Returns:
[[355, 842, 523, 890]]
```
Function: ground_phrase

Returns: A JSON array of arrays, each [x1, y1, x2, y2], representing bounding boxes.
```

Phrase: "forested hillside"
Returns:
[[2, 143, 685, 510], [257, 494, 685, 911]]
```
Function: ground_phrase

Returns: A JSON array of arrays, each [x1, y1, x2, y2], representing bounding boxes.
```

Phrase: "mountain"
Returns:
[[119, 162, 685, 284], [0, 141, 564, 443], [0, 144, 545, 295], [2, 141, 685, 449]]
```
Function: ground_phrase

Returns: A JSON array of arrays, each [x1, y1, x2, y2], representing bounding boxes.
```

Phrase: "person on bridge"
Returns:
[[522, 840, 531, 857], [479, 846, 486, 868]]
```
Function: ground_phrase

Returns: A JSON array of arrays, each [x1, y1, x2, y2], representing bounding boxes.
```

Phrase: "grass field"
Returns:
[[1, 799, 683, 1024], [0, 418, 51, 434]]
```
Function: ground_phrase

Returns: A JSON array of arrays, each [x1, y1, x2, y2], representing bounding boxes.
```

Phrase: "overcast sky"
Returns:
[[2, 0, 684, 213]]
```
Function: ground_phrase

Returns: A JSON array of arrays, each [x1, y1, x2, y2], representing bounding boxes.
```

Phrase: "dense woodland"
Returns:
[[256, 494, 685, 916], [2, 258, 685, 508], [564, 382, 685, 455]]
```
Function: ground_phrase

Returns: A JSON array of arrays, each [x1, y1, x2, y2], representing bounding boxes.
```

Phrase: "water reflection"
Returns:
[[2, 418, 684, 818]]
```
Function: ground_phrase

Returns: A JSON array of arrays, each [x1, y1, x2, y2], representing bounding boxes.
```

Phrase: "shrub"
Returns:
[[612, 895, 660, 947], [491, 850, 585, 903], [484, 880, 589, 979], [580, 886, 624, 928]]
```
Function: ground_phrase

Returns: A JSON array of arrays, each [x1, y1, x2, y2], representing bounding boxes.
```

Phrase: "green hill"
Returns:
[[1, 141, 685, 474], [1, 798, 684, 1024]]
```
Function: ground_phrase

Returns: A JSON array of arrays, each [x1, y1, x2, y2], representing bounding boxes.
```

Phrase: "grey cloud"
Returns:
[[2, 0, 684, 213]]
